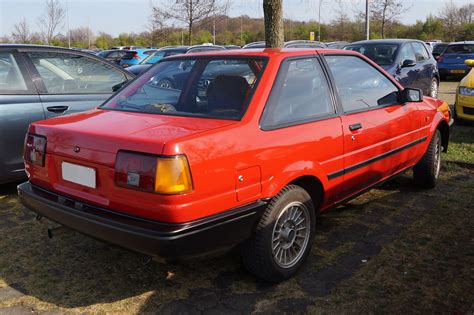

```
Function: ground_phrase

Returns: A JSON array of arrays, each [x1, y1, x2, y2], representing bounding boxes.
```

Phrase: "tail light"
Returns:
[[437, 55, 444, 63], [114, 151, 193, 195], [24, 134, 47, 167], [133, 53, 141, 60]]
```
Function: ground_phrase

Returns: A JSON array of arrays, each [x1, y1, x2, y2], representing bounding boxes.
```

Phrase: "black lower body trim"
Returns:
[[18, 182, 267, 261], [328, 136, 428, 180]]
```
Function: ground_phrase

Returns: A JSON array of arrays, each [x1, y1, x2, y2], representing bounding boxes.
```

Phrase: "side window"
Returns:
[[399, 44, 416, 63], [325, 55, 399, 112], [411, 42, 429, 61], [27, 52, 127, 94], [261, 57, 334, 129], [0, 52, 28, 93]]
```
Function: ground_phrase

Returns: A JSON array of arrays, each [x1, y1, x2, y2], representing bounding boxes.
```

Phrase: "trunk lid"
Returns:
[[441, 53, 474, 65], [29, 109, 237, 212]]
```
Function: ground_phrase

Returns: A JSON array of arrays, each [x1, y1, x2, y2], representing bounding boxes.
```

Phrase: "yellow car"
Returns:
[[455, 60, 474, 121]]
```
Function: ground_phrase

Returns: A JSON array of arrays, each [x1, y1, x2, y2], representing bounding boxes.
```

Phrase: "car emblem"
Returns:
[[73, 146, 80, 153]]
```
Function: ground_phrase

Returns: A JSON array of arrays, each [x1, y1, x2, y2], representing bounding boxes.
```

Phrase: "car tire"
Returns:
[[158, 79, 174, 89], [413, 130, 442, 189], [429, 78, 439, 98], [241, 185, 316, 282]]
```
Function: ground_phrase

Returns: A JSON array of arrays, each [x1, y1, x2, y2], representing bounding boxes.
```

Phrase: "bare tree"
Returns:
[[38, 0, 65, 44], [370, 0, 407, 38], [332, 0, 350, 41], [12, 19, 32, 43], [149, 7, 170, 47], [458, 3, 474, 24], [68, 27, 94, 48], [438, 0, 461, 41], [153, 0, 228, 45], [263, 0, 284, 48]]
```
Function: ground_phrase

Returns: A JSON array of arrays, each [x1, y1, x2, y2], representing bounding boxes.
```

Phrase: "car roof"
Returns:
[[163, 48, 354, 59], [448, 41, 474, 45], [348, 39, 425, 45]]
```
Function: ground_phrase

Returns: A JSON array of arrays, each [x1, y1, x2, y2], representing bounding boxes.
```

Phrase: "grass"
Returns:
[[442, 125, 474, 163]]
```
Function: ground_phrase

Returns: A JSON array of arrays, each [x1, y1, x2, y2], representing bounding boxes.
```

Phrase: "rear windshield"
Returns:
[[140, 50, 185, 65], [122, 51, 136, 59], [445, 44, 474, 54], [344, 44, 398, 66], [101, 57, 267, 120], [433, 44, 447, 55]]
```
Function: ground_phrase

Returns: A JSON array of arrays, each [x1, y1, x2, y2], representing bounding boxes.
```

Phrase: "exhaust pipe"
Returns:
[[47, 226, 70, 239]]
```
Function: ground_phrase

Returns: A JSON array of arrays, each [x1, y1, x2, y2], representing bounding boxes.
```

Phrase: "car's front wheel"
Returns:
[[429, 78, 439, 98], [241, 185, 316, 282], [413, 130, 442, 188]]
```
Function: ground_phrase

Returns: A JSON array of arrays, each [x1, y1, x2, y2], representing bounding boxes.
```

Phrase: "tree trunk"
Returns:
[[263, 0, 284, 48], [188, 0, 193, 45]]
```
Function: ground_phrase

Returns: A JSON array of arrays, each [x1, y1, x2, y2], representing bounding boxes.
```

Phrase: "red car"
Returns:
[[18, 49, 452, 282]]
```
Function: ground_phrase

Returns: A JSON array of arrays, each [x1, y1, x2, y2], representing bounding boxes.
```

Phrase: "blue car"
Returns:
[[119, 49, 156, 68], [345, 39, 440, 98], [437, 41, 474, 79]]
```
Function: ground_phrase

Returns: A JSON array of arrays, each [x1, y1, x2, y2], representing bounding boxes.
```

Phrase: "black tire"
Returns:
[[241, 185, 316, 282], [157, 79, 174, 89], [429, 78, 439, 98], [413, 130, 442, 189]]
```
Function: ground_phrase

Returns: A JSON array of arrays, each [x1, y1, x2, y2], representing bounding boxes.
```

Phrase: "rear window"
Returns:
[[445, 44, 474, 54], [345, 44, 399, 66], [101, 57, 267, 120]]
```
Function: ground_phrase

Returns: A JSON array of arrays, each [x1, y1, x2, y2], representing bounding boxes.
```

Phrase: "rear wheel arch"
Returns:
[[437, 120, 449, 153], [288, 175, 324, 212]]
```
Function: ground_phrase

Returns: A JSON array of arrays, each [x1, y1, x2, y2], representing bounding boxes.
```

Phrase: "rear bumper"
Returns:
[[18, 182, 267, 261]]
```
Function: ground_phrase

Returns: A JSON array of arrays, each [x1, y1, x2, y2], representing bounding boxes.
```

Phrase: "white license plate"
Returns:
[[61, 162, 96, 188], [450, 69, 465, 74]]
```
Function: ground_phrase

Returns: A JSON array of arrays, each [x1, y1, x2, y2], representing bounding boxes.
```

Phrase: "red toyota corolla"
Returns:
[[18, 49, 453, 282]]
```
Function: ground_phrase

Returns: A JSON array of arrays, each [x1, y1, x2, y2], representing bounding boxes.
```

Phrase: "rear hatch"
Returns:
[[30, 109, 236, 219]]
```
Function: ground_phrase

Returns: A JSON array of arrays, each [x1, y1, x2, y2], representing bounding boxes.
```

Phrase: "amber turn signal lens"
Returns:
[[155, 156, 193, 195]]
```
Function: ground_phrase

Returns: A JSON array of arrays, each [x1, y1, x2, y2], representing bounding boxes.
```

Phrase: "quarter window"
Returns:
[[325, 55, 399, 112], [0, 53, 28, 93], [261, 57, 334, 129], [28, 52, 127, 94]]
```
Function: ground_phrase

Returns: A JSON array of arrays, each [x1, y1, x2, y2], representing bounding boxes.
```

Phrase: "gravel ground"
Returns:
[[0, 81, 472, 314]]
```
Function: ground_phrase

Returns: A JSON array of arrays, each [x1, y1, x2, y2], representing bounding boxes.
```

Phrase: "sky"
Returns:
[[0, 0, 472, 37]]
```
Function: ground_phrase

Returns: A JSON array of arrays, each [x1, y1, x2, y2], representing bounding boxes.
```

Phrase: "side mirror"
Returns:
[[401, 59, 416, 68], [465, 59, 474, 67], [112, 80, 128, 92], [400, 88, 423, 103]]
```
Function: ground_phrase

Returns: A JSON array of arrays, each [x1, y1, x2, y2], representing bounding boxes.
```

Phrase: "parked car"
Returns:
[[454, 59, 474, 122], [0, 44, 134, 184], [425, 40, 442, 49], [326, 41, 350, 49], [96, 49, 129, 65], [18, 48, 452, 282], [243, 41, 326, 49], [111, 46, 144, 50], [345, 39, 440, 97], [224, 45, 241, 50], [119, 49, 157, 68], [437, 41, 474, 80], [432, 42, 448, 60], [126, 45, 226, 75]]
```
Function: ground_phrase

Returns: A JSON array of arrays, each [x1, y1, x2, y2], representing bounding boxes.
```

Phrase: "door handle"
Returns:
[[47, 105, 69, 113], [349, 123, 362, 131]]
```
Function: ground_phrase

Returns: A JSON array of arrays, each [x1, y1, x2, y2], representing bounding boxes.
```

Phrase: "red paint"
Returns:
[[25, 49, 451, 223]]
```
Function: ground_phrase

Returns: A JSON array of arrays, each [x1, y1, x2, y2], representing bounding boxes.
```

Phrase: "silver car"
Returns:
[[0, 45, 134, 184]]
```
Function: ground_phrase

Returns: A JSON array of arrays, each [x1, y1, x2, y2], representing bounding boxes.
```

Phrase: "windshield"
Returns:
[[101, 57, 266, 120], [445, 44, 474, 54], [344, 44, 399, 66], [433, 44, 447, 55]]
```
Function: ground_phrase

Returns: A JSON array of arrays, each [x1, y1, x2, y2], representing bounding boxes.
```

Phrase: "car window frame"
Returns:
[[321, 52, 403, 115], [21, 48, 133, 95], [0, 50, 37, 95], [259, 55, 339, 131]]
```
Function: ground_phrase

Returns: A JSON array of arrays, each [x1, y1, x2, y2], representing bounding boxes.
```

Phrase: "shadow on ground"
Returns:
[[0, 164, 473, 313]]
